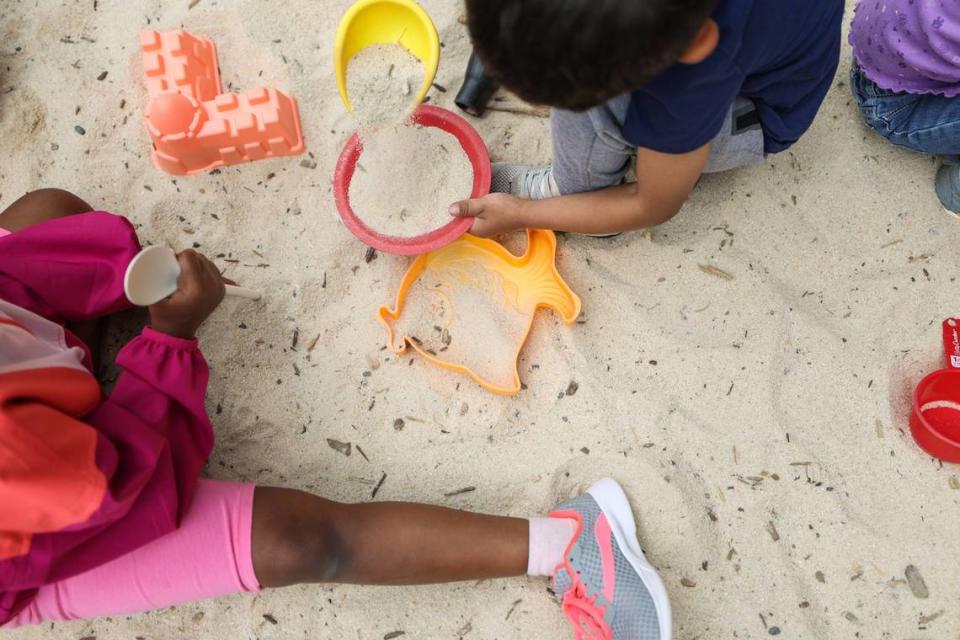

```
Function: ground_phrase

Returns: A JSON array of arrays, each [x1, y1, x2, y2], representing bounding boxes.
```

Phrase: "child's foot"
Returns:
[[550, 478, 671, 639], [491, 164, 622, 238], [935, 164, 960, 216], [492, 163, 562, 200]]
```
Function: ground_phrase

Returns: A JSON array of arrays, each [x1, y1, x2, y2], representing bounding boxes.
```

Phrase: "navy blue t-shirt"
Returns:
[[622, 0, 843, 154]]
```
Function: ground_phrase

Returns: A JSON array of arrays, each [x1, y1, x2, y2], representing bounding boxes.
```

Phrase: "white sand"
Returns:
[[3, 2, 960, 639], [350, 123, 474, 237], [347, 43, 422, 127], [390, 262, 529, 389]]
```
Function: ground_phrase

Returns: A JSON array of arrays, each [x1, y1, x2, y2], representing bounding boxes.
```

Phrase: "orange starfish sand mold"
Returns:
[[379, 229, 582, 396]]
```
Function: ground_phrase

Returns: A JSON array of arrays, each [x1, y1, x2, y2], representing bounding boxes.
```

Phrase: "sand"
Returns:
[[390, 262, 529, 389], [3, 2, 960, 639], [347, 43, 423, 128], [350, 123, 474, 237]]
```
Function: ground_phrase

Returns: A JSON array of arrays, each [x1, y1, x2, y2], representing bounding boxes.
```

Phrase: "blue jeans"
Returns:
[[850, 62, 960, 160]]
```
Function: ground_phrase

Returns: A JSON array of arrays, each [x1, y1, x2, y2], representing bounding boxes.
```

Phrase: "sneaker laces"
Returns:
[[561, 572, 612, 640], [519, 165, 559, 200]]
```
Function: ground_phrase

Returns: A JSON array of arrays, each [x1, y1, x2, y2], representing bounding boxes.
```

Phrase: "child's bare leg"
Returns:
[[0, 188, 93, 232], [251, 487, 529, 588]]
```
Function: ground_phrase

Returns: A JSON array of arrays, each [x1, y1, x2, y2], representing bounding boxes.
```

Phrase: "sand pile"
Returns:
[[347, 43, 423, 128], [391, 263, 529, 389], [349, 123, 474, 238], [346, 43, 474, 239]]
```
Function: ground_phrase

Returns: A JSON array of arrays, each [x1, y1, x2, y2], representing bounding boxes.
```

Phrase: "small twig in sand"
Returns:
[[699, 264, 735, 281], [326, 439, 351, 457], [485, 104, 550, 118], [371, 472, 387, 498], [766, 520, 780, 542], [444, 486, 476, 498]]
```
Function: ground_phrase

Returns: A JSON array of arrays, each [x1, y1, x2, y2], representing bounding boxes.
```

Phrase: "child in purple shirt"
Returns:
[[849, 1, 960, 213]]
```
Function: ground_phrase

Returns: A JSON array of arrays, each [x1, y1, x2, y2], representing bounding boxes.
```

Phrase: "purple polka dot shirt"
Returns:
[[850, 0, 960, 96]]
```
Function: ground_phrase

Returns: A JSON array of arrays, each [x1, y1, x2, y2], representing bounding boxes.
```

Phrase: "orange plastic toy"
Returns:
[[378, 229, 581, 395], [140, 30, 305, 175]]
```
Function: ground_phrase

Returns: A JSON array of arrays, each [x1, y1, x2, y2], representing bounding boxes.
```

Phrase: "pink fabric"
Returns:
[[0, 227, 9, 238], [594, 514, 616, 603], [0, 211, 140, 323], [0, 212, 216, 624], [2, 479, 260, 628]]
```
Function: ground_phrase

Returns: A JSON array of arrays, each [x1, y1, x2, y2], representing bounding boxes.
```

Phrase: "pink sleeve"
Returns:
[[0, 327, 217, 619], [88, 327, 215, 526], [0, 212, 141, 322]]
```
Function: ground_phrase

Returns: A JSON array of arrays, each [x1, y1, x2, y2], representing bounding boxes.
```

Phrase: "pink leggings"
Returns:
[[3, 479, 261, 628]]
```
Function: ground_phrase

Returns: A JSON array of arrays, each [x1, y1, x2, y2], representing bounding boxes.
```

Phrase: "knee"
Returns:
[[252, 492, 346, 587], [275, 518, 343, 584], [0, 188, 94, 233], [27, 188, 94, 217]]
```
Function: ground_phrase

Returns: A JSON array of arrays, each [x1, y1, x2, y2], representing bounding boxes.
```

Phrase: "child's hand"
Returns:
[[149, 249, 227, 339], [448, 193, 526, 238]]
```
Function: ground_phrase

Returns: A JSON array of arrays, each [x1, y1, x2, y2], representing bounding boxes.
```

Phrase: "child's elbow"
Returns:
[[627, 192, 685, 230]]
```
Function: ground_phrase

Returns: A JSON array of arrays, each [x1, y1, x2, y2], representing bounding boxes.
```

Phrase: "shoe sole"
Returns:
[[587, 478, 672, 639]]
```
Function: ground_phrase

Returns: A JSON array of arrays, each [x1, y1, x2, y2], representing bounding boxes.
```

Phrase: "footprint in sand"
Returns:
[[0, 87, 47, 152]]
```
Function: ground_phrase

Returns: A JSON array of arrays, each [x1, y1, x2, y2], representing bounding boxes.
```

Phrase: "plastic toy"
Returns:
[[140, 29, 304, 175], [125, 246, 262, 306], [334, 0, 439, 112], [334, 104, 491, 256], [910, 318, 960, 463], [378, 229, 581, 395], [455, 52, 500, 117]]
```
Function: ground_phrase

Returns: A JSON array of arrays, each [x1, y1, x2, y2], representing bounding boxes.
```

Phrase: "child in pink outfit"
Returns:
[[0, 189, 671, 639]]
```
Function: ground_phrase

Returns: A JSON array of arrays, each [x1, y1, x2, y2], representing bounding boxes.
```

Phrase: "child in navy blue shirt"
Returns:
[[450, 0, 844, 237]]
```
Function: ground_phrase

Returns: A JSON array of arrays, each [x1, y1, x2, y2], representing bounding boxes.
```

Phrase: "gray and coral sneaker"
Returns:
[[935, 164, 960, 217], [550, 478, 671, 640]]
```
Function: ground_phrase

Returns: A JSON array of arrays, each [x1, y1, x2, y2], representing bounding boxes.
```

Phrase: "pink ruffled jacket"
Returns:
[[0, 212, 214, 624]]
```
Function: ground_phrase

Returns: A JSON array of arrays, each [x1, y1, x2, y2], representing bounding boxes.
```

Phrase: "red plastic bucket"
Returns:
[[909, 319, 960, 462], [333, 104, 491, 256]]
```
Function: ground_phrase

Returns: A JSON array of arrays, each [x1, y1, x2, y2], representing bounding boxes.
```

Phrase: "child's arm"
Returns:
[[0, 250, 225, 563], [453, 144, 710, 236], [0, 367, 108, 554], [0, 211, 141, 321], [89, 250, 227, 515], [0, 329, 213, 555]]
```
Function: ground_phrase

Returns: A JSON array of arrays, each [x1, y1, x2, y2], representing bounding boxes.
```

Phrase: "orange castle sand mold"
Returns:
[[140, 29, 305, 175]]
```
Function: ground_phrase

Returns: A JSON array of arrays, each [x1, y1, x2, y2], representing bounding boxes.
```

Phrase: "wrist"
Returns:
[[141, 326, 200, 349], [150, 321, 196, 340], [512, 197, 535, 229]]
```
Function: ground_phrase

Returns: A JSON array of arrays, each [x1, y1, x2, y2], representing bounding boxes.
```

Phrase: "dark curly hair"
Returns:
[[465, 0, 718, 111]]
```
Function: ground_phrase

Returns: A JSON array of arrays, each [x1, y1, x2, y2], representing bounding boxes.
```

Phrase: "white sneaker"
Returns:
[[491, 163, 622, 238], [492, 163, 562, 200]]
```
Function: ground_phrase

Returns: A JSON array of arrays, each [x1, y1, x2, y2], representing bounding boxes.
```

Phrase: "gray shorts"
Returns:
[[551, 94, 766, 195]]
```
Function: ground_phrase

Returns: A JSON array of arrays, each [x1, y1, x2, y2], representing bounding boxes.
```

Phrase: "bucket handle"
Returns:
[[943, 318, 960, 369]]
